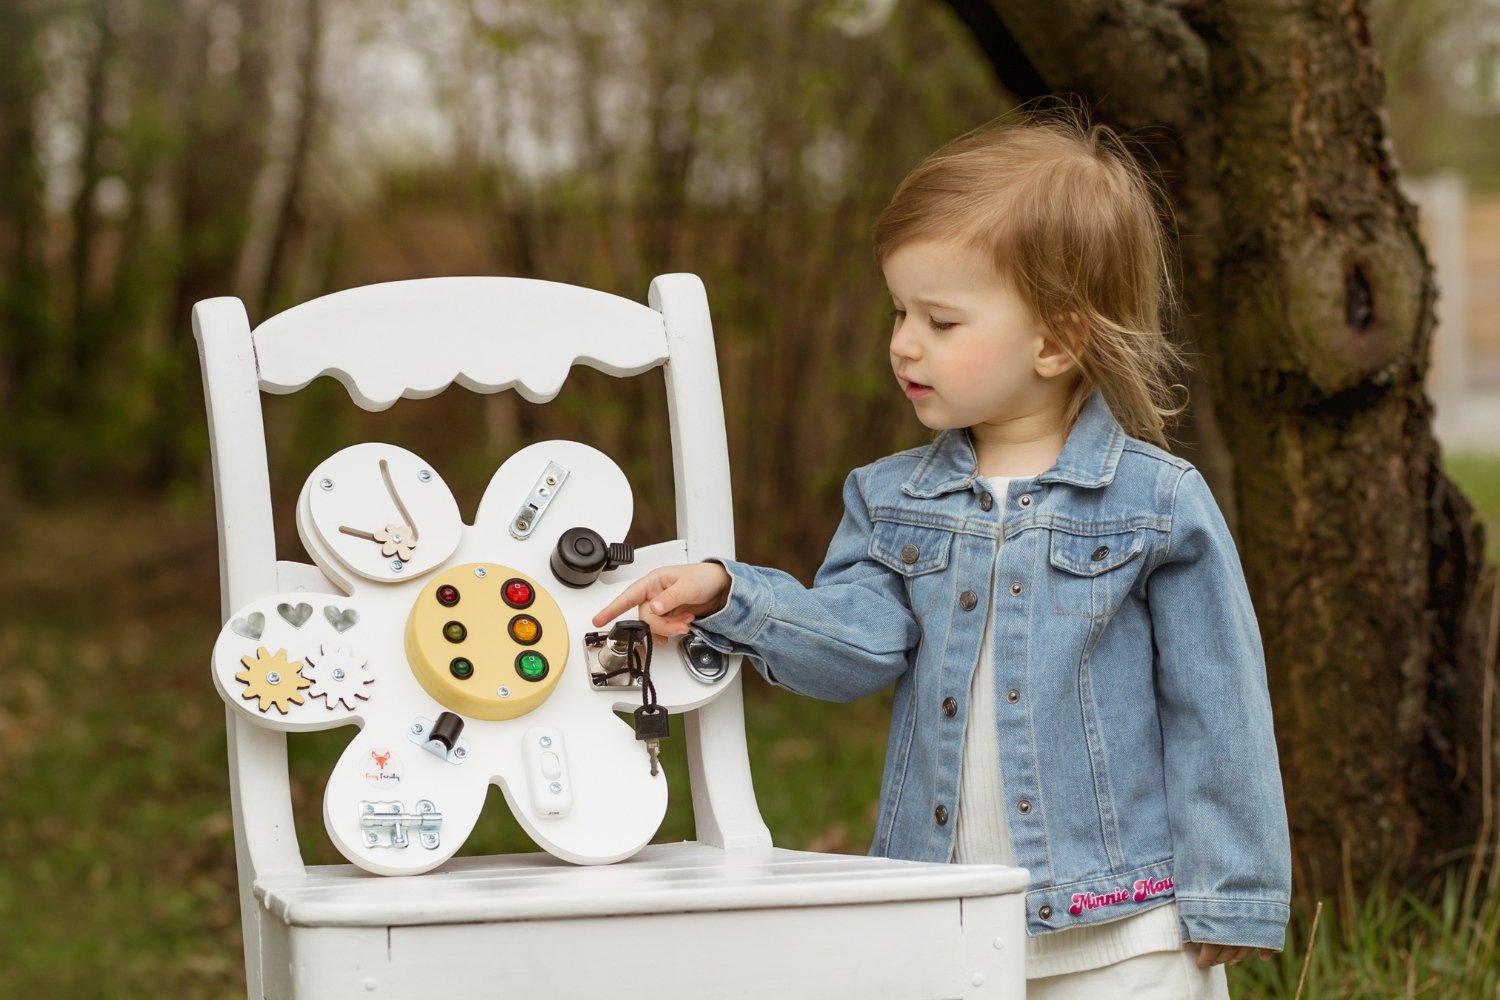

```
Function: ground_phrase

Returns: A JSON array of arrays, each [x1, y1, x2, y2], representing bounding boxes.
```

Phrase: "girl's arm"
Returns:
[[1150, 468, 1293, 953], [593, 467, 920, 702]]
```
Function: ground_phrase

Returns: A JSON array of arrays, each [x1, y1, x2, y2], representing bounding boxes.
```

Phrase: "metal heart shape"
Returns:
[[277, 602, 314, 628], [324, 606, 360, 633], [231, 611, 266, 640]]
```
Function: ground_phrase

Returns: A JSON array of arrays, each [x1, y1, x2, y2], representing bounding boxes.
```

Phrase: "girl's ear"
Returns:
[[1034, 314, 1086, 379]]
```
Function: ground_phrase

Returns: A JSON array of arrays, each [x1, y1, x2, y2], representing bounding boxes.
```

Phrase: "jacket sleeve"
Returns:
[[1150, 467, 1292, 951], [688, 466, 919, 702]]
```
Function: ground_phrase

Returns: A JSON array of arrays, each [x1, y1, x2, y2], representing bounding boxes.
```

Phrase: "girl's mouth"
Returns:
[[902, 380, 933, 400]]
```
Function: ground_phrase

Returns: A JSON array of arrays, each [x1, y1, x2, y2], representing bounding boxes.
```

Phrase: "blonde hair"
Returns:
[[873, 109, 1186, 448]]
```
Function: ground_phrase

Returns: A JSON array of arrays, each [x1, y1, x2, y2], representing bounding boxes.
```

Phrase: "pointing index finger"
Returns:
[[592, 579, 647, 627]]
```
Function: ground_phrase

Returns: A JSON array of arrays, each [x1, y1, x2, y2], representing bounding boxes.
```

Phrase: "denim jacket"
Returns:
[[692, 391, 1291, 951]]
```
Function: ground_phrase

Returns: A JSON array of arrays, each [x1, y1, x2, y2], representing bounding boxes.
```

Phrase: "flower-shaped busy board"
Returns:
[[210, 439, 738, 875]]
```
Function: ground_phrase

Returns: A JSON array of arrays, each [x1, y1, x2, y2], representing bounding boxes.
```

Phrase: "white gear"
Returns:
[[303, 644, 373, 711]]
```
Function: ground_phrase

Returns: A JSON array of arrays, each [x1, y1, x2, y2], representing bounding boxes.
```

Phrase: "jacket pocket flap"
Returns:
[[869, 520, 953, 575], [1049, 529, 1146, 577]]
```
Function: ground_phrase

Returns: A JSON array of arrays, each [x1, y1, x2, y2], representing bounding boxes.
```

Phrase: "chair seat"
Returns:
[[253, 845, 1030, 999], [257, 843, 1030, 927]]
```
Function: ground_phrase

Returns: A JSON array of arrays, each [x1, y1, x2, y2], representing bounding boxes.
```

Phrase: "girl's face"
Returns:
[[884, 238, 1072, 436]]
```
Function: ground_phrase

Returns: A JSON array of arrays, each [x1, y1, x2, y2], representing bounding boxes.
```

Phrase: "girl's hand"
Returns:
[[1195, 944, 1275, 968], [591, 563, 732, 639]]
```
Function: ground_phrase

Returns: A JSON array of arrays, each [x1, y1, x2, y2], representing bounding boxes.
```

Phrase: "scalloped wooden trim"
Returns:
[[253, 277, 669, 410]]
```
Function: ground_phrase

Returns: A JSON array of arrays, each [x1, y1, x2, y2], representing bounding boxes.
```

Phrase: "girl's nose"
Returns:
[[890, 317, 920, 359]]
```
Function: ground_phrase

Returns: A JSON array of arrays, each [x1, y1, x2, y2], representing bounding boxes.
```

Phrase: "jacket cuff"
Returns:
[[692, 558, 772, 641], [686, 559, 789, 688], [1176, 896, 1289, 952]]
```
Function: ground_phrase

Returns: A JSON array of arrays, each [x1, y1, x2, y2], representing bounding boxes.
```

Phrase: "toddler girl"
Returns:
[[594, 112, 1290, 999]]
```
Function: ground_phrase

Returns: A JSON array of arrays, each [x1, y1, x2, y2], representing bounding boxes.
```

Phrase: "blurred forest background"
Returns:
[[3, 0, 1500, 996]]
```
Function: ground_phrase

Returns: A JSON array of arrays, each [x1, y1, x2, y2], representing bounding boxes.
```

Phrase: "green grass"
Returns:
[[1228, 858, 1500, 998], [1447, 453, 1500, 563], [4, 495, 1499, 997]]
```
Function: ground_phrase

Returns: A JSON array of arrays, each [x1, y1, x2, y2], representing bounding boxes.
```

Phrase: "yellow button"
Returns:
[[510, 615, 540, 644]]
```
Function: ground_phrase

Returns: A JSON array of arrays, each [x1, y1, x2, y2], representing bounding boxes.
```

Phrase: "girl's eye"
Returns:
[[929, 318, 956, 331]]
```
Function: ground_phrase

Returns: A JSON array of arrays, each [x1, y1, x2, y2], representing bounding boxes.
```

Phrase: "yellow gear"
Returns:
[[236, 647, 313, 714]]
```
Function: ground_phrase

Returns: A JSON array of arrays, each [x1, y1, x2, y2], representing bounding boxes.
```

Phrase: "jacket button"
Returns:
[[1017, 799, 1032, 814], [959, 590, 978, 611], [979, 491, 993, 511], [1006, 689, 1020, 704], [1039, 905, 1053, 920], [900, 543, 919, 564], [942, 697, 958, 717], [1009, 581, 1023, 596], [1091, 545, 1110, 561], [1018, 494, 1033, 507], [935, 804, 949, 825]]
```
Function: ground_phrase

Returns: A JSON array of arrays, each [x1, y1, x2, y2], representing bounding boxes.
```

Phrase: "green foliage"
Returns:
[[1370, 0, 1500, 189], [0, 0, 1000, 513]]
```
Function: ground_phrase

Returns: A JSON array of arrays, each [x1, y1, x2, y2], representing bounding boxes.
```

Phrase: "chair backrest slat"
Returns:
[[252, 277, 669, 409]]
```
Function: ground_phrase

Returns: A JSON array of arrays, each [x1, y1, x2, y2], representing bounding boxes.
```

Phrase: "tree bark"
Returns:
[[944, 0, 1495, 894]]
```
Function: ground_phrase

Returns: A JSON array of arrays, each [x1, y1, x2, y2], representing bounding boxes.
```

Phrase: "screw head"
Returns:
[[497, 686, 511, 698], [411, 721, 424, 734], [545, 475, 557, 486], [474, 567, 488, 578], [516, 519, 530, 531], [454, 746, 467, 759], [362, 803, 375, 814], [549, 782, 563, 794], [390, 559, 404, 572], [364, 833, 379, 845], [539, 735, 553, 748], [418, 469, 432, 482], [320, 478, 333, 491], [332, 668, 346, 680], [265, 671, 282, 685]]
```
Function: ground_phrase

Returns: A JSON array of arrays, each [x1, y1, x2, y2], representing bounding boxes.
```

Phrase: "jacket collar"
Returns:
[[901, 390, 1125, 498]]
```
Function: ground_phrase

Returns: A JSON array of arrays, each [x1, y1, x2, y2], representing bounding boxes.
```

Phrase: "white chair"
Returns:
[[194, 274, 1029, 999]]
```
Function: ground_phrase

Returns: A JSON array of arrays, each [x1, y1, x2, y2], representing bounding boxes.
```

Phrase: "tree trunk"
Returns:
[[944, 0, 1495, 895], [0, 0, 54, 513], [150, 0, 272, 486]]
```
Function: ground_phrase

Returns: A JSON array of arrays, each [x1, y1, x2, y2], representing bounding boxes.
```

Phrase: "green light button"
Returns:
[[515, 651, 548, 682], [450, 657, 474, 680]]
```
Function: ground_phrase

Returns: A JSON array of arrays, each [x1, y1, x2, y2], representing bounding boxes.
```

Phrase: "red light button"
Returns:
[[503, 579, 534, 609], [437, 585, 460, 607]]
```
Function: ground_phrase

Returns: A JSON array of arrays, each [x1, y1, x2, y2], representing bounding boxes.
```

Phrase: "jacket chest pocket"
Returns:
[[1049, 528, 1148, 619], [869, 520, 953, 620]]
